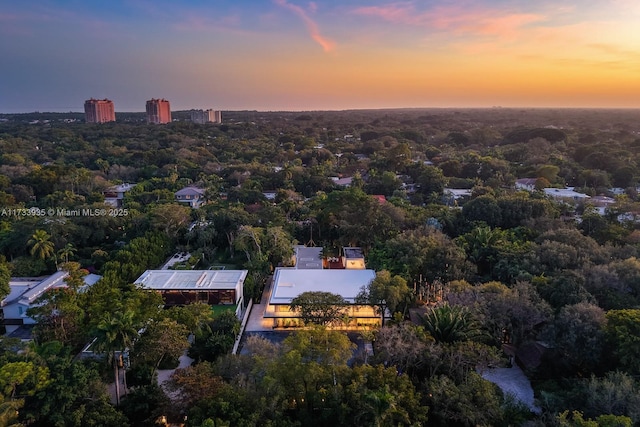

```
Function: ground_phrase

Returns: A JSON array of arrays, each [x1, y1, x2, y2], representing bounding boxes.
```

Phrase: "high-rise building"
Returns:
[[84, 98, 115, 123], [190, 109, 222, 124], [146, 98, 171, 124]]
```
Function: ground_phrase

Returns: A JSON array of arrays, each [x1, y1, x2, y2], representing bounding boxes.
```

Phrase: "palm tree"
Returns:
[[28, 230, 55, 261], [92, 310, 139, 406], [57, 243, 76, 264], [28, 229, 57, 269], [419, 304, 483, 344]]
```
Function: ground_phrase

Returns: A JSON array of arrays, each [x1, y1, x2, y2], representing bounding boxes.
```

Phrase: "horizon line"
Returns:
[[3, 106, 640, 115]]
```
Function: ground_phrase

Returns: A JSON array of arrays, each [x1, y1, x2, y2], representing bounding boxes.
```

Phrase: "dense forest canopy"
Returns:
[[1, 108, 640, 426]]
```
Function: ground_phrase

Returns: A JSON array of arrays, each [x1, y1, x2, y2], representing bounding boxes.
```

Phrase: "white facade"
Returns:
[[265, 268, 381, 328]]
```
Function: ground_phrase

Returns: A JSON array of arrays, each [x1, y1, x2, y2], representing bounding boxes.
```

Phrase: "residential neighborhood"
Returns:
[[2, 107, 640, 426]]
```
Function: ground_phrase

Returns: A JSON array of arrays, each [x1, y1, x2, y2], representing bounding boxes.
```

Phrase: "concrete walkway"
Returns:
[[481, 364, 540, 413], [244, 275, 274, 332], [156, 353, 195, 399]]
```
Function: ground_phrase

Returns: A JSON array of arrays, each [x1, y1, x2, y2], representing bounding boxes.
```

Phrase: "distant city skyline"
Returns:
[[2, 1, 640, 113]]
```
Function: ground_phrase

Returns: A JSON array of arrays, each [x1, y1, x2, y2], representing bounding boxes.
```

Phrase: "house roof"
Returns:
[[105, 183, 135, 193], [135, 270, 247, 291], [343, 247, 364, 259], [3, 271, 69, 306], [175, 186, 205, 197], [3, 270, 100, 307], [294, 246, 323, 269], [444, 188, 472, 199], [516, 178, 537, 186], [331, 177, 353, 186], [270, 268, 376, 304], [543, 188, 590, 199]]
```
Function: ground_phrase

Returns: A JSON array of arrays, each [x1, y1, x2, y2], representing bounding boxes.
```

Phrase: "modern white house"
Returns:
[[135, 270, 247, 317], [2, 271, 101, 336], [264, 246, 381, 328]]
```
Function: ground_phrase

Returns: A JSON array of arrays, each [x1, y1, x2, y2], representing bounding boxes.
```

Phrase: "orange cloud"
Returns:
[[274, 0, 335, 52]]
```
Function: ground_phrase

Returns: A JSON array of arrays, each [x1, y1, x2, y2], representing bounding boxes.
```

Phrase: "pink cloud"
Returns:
[[274, 0, 335, 52], [352, 3, 545, 41]]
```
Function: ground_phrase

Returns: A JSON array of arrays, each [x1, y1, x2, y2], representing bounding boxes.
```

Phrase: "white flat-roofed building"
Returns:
[[135, 270, 247, 317], [266, 268, 381, 328], [543, 187, 590, 202]]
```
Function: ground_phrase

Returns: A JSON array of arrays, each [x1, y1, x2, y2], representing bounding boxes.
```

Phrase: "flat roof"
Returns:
[[295, 246, 323, 269], [343, 247, 364, 259], [270, 268, 376, 304], [135, 270, 247, 291]]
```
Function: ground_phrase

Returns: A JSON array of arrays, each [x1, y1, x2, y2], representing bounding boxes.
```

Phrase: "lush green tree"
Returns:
[[149, 203, 192, 240], [27, 229, 55, 264], [582, 371, 640, 423], [457, 225, 505, 277], [312, 187, 401, 250], [131, 318, 189, 378], [356, 270, 411, 325], [166, 362, 226, 413], [344, 364, 428, 427], [20, 342, 129, 427], [91, 310, 140, 406], [28, 287, 86, 349], [557, 410, 632, 427], [282, 327, 355, 367], [0, 257, 10, 301], [57, 243, 76, 264], [372, 322, 431, 377], [0, 361, 49, 400], [450, 280, 551, 346], [544, 302, 606, 374], [189, 311, 240, 363], [605, 309, 640, 374], [424, 372, 502, 427], [119, 383, 171, 427], [164, 302, 214, 335], [462, 195, 502, 228], [289, 291, 348, 327], [368, 227, 472, 284]]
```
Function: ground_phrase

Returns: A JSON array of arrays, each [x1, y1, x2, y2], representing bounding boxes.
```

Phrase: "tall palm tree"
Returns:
[[28, 230, 57, 269], [92, 310, 139, 406], [28, 230, 55, 261], [57, 243, 76, 264]]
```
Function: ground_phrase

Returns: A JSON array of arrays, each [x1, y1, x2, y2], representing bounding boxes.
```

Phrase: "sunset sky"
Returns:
[[2, 0, 640, 112]]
